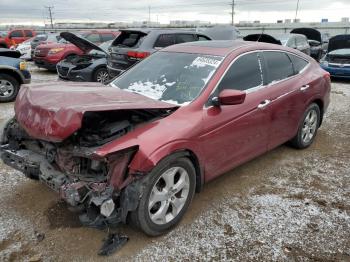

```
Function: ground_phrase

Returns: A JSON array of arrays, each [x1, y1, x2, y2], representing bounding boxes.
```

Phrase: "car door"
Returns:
[[200, 52, 271, 181], [9, 30, 25, 45], [260, 51, 309, 150]]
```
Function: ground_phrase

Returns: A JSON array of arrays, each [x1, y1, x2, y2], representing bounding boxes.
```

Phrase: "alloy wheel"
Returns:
[[0, 79, 15, 98], [301, 109, 318, 144], [96, 70, 109, 83], [148, 167, 190, 225]]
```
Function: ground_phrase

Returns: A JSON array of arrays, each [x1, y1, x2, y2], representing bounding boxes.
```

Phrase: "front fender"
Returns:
[[128, 139, 204, 173]]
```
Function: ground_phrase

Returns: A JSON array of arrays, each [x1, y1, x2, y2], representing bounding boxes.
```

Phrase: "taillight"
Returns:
[[127, 51, 150, 59]]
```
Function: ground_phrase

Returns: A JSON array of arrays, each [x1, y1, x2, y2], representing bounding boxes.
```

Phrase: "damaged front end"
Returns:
[[0, 108, 172, 228]]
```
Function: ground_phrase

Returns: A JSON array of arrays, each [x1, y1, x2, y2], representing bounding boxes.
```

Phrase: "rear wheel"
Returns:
[[0, 74, 20, 102], [130, 157, 196, 236], [290, 103, 321, 149], [93, 67, 109, 83]]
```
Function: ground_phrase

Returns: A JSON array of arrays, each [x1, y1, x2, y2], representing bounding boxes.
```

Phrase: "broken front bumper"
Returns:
[[0, 145, 141, 228]]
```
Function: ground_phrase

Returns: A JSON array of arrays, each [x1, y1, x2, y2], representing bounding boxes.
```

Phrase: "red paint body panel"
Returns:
[[14, 82, 176, 142], [0, 29, 36, 48], [33, 31, 119, 66], [14, 41, 331, 187]]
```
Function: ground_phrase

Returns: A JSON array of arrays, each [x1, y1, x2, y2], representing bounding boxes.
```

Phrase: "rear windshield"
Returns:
[[112, 31, 147, 48], [111, 52, 223, 106]]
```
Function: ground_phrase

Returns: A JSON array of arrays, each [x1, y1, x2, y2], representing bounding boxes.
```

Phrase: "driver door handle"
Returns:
[[258, 99, 271, 109], [300, 84, 310, 91]]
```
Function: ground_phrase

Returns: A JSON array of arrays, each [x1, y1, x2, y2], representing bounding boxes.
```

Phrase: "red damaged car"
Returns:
[[33, 30, 119, 71], [1, 41, 330, 236]]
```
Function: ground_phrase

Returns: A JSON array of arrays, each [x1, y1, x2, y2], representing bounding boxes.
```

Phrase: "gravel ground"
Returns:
[[0, 64, 349, 261]]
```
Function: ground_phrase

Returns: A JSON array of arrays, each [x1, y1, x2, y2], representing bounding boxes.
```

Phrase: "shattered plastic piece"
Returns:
[[98, 233, 128, 256], [100, 199, 115, 217]]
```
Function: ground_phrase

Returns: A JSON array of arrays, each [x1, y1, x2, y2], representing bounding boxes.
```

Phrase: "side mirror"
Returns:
[[212, 89, 246, 106]]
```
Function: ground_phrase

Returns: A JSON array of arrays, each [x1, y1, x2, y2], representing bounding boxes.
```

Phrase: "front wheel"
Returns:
[[0, 74, 20, 102], [93, 68, 109, 84], [290, 103, 321, 149], [130, 157, 196, 236]]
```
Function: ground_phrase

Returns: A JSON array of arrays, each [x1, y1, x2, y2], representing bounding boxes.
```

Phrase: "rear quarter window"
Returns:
[[198, 35, 211, 41], [288, 54, 309, 73], [112, 31, 147, 48], [154, 34, 176, 48], [175, 34, 196, 44]]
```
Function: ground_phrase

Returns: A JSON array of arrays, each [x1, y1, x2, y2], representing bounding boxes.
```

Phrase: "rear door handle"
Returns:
[[258, 99, 271, 109], [300, 85, 310, 91]]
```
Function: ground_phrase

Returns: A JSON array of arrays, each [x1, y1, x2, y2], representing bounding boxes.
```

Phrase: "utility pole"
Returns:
[[148, 6, 151, 27], [230, 0, 235, 26], [294, 0, 300, 22], [45, 6, 54, 29]]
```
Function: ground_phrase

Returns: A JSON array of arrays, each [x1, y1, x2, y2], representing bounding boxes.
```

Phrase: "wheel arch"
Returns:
[[311, 98, 324, 126], [92, 64, 107, 78], [133, 148, 204, 193], [0, 68, 23, 84], [167, 149, 204, 193]]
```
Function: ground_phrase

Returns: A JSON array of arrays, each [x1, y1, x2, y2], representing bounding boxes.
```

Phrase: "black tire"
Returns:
[[290, 103, 321, 149], [0, 73, 20, 103], [93, 67, 109, 83], [130, 157, 196, 236]]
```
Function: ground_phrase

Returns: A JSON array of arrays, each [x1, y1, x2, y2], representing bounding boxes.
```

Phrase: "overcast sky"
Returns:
[[0, 0, 350, 25]]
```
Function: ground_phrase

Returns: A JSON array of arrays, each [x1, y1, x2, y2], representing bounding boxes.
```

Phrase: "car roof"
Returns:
[[161, 40, 256, 56], [120, 28, 202, 35], [161, 40, 308, 58]]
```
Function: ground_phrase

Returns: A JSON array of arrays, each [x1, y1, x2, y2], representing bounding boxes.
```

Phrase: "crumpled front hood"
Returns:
[[15, 82, 176, 142]]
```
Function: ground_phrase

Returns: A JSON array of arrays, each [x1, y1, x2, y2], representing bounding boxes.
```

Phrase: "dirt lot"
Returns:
[[0, 65, 349, 261]]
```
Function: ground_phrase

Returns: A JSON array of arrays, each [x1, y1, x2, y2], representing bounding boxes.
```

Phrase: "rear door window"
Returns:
[[154, 34, 176, 48], [263, 51, 294, 84], [175, 34, 196, 44], [288, 54, 309, 73], [218, 52, 263, 92], [24, 30, 33, 37]]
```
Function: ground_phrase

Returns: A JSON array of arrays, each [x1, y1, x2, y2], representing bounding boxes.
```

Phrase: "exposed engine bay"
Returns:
[[327, 53, 350, 64], [62, 53, 105, 66], [0, 108, 174, 228]]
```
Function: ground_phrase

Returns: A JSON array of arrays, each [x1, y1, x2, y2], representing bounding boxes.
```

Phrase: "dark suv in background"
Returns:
[[107, 29, 211, 78]]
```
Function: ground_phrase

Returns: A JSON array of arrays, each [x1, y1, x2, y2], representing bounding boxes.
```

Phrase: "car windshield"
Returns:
[[111, 52, 224, 106]]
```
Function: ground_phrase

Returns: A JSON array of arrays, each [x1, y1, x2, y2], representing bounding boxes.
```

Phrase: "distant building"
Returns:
[[169, 20, 211, 27]]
